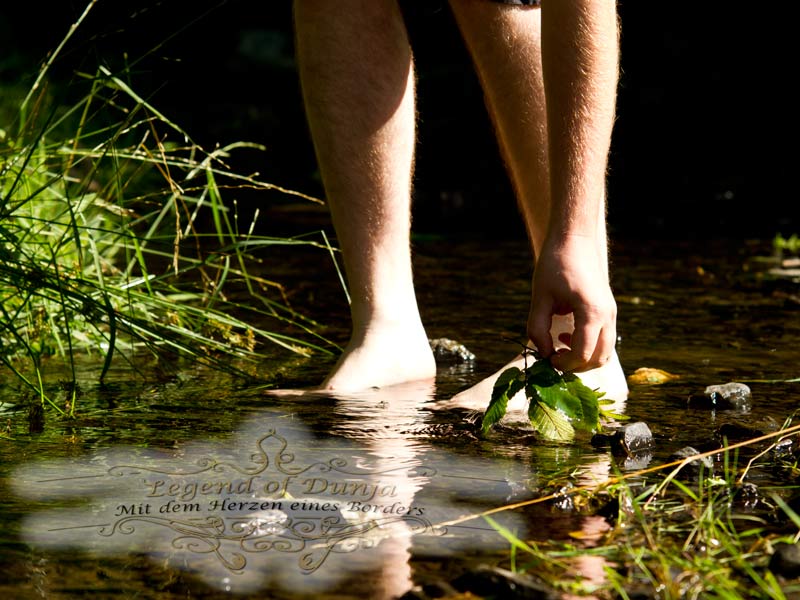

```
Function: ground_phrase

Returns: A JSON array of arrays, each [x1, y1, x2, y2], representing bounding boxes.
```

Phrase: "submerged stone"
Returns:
[[428, 338, 476, 364], [773, 437, 795, 457], [592, 422, 654, 456], [670, 446, 714, 477], [733, 482, 760, 509], [28, 401, 44, 435], [689, 382, 752, 410], [627, 367, 679, 385], [769, 542, 800, 579]]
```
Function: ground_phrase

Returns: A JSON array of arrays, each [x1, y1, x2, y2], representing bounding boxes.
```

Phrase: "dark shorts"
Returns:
[[493, 0, 541, 6]]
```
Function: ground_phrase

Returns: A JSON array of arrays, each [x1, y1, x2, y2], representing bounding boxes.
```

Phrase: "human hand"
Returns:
[[527, 233, 618, 373]]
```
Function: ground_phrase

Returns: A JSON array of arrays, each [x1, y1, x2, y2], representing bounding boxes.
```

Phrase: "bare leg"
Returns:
[[446, 0, 627, 406], [294, 0, 435, 391], [450, 0, 551, 256]]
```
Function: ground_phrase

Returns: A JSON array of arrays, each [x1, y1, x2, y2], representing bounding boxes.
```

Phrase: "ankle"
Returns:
[[350, 307, 427, 340]]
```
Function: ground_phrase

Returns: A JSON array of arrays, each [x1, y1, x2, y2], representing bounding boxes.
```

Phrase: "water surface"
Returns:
[[1, 238, 798, 598]]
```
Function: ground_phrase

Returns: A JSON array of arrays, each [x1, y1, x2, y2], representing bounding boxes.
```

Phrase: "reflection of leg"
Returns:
[[330, 385, 436, 598], [294, 1, 435, 391], [447, 1, 626, 404]]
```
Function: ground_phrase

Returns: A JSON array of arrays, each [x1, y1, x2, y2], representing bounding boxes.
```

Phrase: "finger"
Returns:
[[588, 322, 617, 369], [528, 296, 555, 358], [551, 314, 601, 373]]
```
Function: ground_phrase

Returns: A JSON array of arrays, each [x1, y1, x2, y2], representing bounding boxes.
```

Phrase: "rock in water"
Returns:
[[769, 543, 800, 579], [627, 367, 679, 385], [428, 338, 476, 363], [670, 446, 714, 477], [688, 382, 751, 410], [592, 421, 655, 456]]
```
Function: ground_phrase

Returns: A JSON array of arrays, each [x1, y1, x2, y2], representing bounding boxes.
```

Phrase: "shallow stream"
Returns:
[[1, 238, 798, 598]]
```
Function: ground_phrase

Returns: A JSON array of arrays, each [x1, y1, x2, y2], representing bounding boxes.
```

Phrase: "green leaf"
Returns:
[[528, 402, 575, 442], [598, 398, 630, 421], [482, 358, 610, 441], [529, 378, 583, 419], [564, 372, 602, 431], [526, 360, 584, 421], [482, 366, 525, 435], [524, 359, 604, 437], [524, 359, 563, 387]]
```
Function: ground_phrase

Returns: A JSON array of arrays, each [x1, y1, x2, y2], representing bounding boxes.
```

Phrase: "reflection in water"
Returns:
[[11, 382, 548, 597], [5, 240, 799, 597]]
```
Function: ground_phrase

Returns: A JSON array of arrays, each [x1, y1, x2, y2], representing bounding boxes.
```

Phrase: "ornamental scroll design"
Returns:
[[97, 512, 443, 574], [43, 428, 442, 575]]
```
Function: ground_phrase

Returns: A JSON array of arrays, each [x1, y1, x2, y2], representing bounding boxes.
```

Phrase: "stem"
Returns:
[[19, 0, 100, 125]]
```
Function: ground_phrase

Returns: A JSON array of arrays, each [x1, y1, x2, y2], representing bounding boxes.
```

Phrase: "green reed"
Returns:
[[482, 424, 800, 599], [1, 7, 337, 415]]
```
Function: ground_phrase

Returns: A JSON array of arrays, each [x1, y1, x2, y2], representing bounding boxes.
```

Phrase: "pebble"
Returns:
[[591, 422, 655, 456], [769, 542, 800, 579], [428, 338, 476, 364], [669, 446, 714, 477], [627, 367, 679, 385], [688, 382, 752, 410], [733, 482, 760, 509]]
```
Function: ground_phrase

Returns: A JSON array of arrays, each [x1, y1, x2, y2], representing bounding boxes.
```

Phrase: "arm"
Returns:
[[528, 0, 620, 372]]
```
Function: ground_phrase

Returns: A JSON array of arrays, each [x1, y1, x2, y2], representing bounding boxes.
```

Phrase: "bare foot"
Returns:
[[441, 350, 626, 424], [321, 321, 436, 392], [441, 317, 627, 422], [263, 321, 435, 396]]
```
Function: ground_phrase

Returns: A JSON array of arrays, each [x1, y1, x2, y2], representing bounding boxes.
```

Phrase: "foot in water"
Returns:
[[441, 315, 628, 418], [441, 349, 627, 412], [265, 318, 436, 395], [321, 320, 436, 392]]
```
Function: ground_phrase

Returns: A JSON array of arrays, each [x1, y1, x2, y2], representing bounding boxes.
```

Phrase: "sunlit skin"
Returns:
[[293, 0, 627, 398]]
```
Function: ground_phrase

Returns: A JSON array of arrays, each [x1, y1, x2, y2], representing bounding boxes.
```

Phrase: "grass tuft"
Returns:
[[1, 4, 337, 414]]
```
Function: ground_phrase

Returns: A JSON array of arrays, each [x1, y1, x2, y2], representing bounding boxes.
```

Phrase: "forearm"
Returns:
[[540, 0, 619, 240]]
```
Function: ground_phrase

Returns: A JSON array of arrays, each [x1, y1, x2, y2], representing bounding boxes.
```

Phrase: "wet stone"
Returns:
[[592, 422, 654, 456], [550, 484, 575, 512], [772, 437, 794, 457], [428, 338, 476, 364], [688, 382, 752, 410], [452, 565, 560, 600], [733, 482, 760, 509], [769, 542, 800, 579], [670, 446, 714, 477], [619, 422, 656, 454]]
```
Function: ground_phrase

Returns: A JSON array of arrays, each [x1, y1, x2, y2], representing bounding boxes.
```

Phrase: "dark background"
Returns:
[[1, 1, 794, 239]]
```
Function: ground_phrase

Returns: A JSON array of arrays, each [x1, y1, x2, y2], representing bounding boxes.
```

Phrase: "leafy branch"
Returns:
[[482, 347, 623, 442]]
